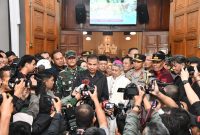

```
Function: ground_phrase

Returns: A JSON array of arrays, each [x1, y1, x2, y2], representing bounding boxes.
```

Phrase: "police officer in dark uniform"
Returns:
[[151, 52, 173, 83]]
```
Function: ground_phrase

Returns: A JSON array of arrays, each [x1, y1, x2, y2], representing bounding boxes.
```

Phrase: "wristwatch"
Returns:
[[182, 80, 189, 85]]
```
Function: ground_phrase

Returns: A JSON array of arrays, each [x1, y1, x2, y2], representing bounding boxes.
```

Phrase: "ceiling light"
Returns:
[[83, 31, 87, 35], [125, 37, 131, 40], [86, 37, 91, 40], [130, 32, 136, 35]]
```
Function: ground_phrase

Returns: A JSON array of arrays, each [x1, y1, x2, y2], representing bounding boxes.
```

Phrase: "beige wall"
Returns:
[[83, 32, 142, 57]]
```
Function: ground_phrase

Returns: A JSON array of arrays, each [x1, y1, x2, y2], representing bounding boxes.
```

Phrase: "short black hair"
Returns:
[[160, 107, 191, 135], [52, 50, 62, 59], [0, 66, 11, 79], [83, 127, 106, 135], [128, 48, 138, 54], [0, 50, 5, 54], [122, 55, 133, 63], [98, 55, 108, 62], [116, 113, 127, 134], [87, 54, 98, 62], [172, 55, 187, 64], [39, 94, 52, 114], [144, 122, 169, 135], [41, 51, 49, 55], [5, 51, 16, 58], [9, 121, 31, 135], [39, 71, 54, 81], [18, 55, 36, 68], [75, 104, 94, 129]]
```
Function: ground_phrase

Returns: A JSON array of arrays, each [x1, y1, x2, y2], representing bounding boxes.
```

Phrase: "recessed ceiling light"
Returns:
[[125, 37, 131, 40], [130, 32, 136, 35], [83, 31, 87, 35], [86, 37, 91, 40]]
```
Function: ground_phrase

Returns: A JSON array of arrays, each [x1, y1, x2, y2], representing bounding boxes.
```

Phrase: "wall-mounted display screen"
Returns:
[[90, 0, 137, 25]]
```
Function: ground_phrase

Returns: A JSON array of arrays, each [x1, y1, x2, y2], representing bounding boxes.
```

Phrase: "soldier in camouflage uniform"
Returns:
[[56, 50, 84, 105], [126, 54, 148, 86]]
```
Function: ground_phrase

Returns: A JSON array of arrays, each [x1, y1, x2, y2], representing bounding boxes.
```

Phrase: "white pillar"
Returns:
[[9, 0, 20, 57]]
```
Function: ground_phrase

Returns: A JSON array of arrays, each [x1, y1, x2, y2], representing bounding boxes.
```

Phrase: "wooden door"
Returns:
[[25, 0, 60, 55], [142, 32, 169, 54], [60, 31, 83, 55], [170, 0, 200, 57]]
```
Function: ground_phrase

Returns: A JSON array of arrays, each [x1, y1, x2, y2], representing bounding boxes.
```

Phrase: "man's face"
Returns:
[[41, 53, 51, 62], [144, 56, 153, 69], [1, 70, 11, 91], [133, 61, 143, 70], [87, 58, 98, 74], [0, 58, 5, 68], [128, 49, 139, 58], [172, 62, 184, 74], [123, 58, 132, 71], [98, 61, 108, 72], [112, 65, 122, 78], [8, 55, 17, 65], [53, 52, 64, 67], [44, 76, 54, 90], [66, 57, 77, 68], [152, 61, 164, 71], [0, 52, 8, 65], [27, 60, 36, 73]]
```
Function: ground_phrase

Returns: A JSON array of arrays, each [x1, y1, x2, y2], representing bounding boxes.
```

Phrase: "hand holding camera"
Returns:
[[80, 79, 95, 99], [14, 79, 26, 98], [0, 93, 13, 116], [134, 85, 145, 104], [88, 85, 98, 102], [52, 97, 62, 113], [180, 67, 189, 81], [149, 80, 160, 96]]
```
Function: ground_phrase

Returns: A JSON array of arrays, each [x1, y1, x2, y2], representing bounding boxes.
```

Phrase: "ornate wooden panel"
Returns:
[[142, 32, 169, 54], [33, 0, 44, 6], [174, 14, 185, 35], [187, 10, 198, 33], [188, 0, 199, 6], [25, 0, 59, 55], [170, 0, 200, 56], [145, 35, 157, 47], [175, 0, 185, 10], [60, 31, 83, 54], [173, 41, 185, 55], [32, 6, 45, 54], [186, 40, 197, 56]]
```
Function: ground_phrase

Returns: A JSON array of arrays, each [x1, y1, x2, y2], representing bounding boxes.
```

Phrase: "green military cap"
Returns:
[[65, 50, 76, 58]]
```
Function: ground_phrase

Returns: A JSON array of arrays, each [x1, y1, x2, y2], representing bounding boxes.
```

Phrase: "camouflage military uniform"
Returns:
[[56, 66, 84, 98], [125, 68, 148, 86]]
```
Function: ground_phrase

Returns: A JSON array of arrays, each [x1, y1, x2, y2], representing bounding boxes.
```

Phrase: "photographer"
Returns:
[[32, 96, 66, 135], [149, 81, 178, 108], [75, 85, 108, 135], [0, 93, 13, 135], [16, 55, 36, 79], [123, 86, 169, 135]]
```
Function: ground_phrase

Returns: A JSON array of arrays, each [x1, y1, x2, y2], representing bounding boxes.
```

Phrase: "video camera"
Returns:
[[118, 81, 171, 100], [184, 65, 200, 76], [80, 79, 94, 99]]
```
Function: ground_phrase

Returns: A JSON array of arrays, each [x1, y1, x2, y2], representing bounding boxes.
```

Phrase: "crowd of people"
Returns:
[[0, 48, 200, 135]]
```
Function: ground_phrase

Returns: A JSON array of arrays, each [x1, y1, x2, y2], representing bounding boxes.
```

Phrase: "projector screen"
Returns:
[[90, 0, 137, 25]]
